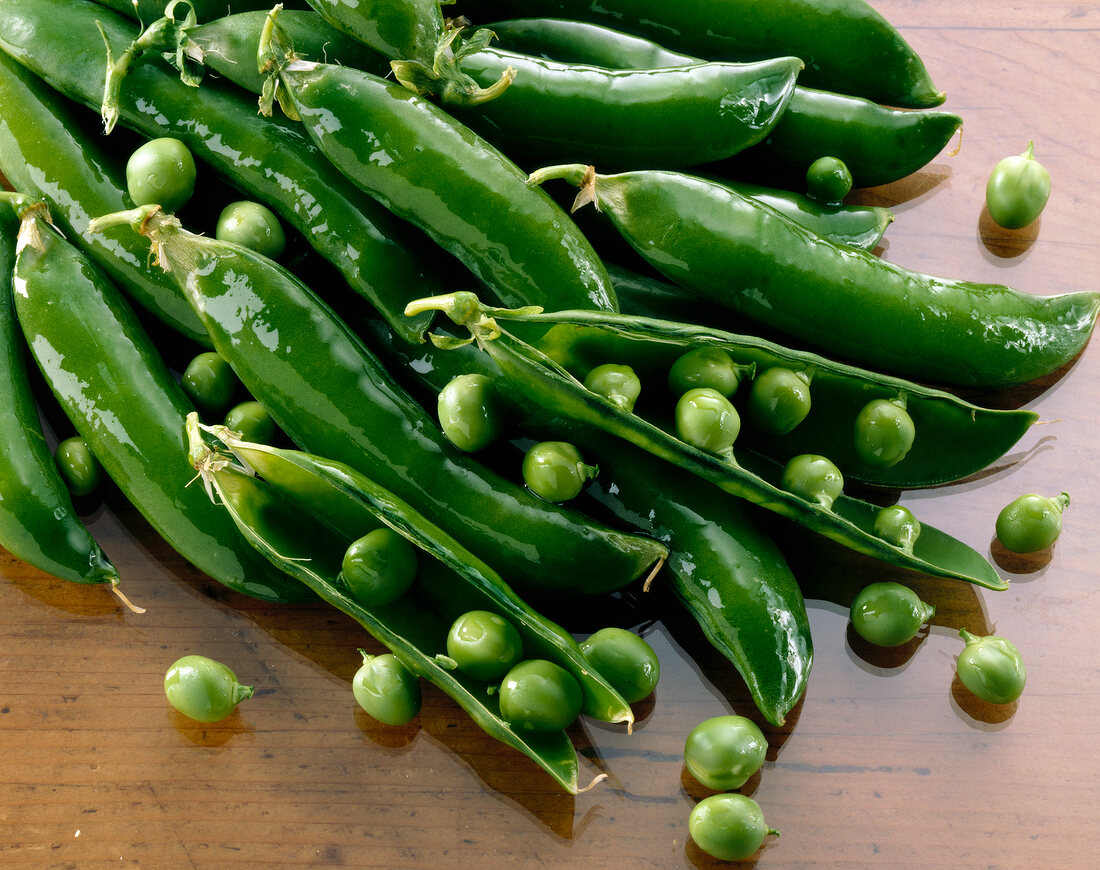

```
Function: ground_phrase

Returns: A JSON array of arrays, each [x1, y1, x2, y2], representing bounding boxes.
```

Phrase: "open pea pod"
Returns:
[[407, 293, 1010, 592]]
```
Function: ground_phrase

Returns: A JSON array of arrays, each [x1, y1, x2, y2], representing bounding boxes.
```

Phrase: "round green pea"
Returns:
[[873, 505, 922, 552], [437, 373, 503, 452], [668, 347, 743, 398], [995, 492, 1069, 553], [224, 400, 276, 444], [806, 155, 853, 204], [54, 436, 103, 497], [182, 351, 238, 416], [850, 582, 935, 647], [340, 527, 418, 607], [126, 137, 196, 213], [584, 363, 641, 412], [854, 398, 915, 468], [956, 629, 1026, 704], [580, 627, 660, 704], [498, 659, 583, 732], [985, 141, 1051, 230], [522, 441, 597, 502], [215, 200, 286, 259], [164, 654, 253, 723], [684, 714, 768, 791], [446, 610, 523, 682], [675, 387, 740, 459], [353, 651, 421, 725], [689, 793, 778, 862], [747, 367, 812, 435], [781, 454, 843, 509]]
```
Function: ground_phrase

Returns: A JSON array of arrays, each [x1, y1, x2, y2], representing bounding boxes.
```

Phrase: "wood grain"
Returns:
[[2, 2, 1099, 867]]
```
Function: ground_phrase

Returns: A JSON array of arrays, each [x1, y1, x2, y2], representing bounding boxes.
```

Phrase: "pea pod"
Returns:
[[531, 164, 1100, 388], [406, 292, 1010, 591], [186, 418, 616, 793], [5, 194, 308, 603], [89, 204, 667, 596], [91, 0, 308, 22]]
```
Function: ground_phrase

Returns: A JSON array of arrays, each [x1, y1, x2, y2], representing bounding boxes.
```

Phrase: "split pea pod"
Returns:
[[531, 165, 1100, 388], [89, 205, 667, 596], [406, 292, 1009, 592], [5, 195, 308, 603]]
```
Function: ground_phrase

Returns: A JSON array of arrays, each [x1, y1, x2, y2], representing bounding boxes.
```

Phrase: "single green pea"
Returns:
[[54, 436, 103, 497], [747, 367, 812, 435], [164, 654, 253, 723], [956, 629, 1026, 704], [689, 793, 779, 862], [806, 155, 853, 204], [215, 200, 287, 259], [667, 347, 744, 398], [126, 137, 196, 213], [580, 627, 660, 704], [995, 492, 1070, 553], [854, 397, 915, 468], [353, 651, 421, 725], [683, 714, 768, 791], [850, 582, 935, 647], [340, 527, 418, 607], [224, 400, 276, 444], [584, 363, 642, 412], [498, 659, 583, 732], [985, 141, 1052, 229], [522, 441, 597, 502], [182, 351, 239, 417], [675, 387, 741, 460], [873, 505, 922, 552], [437, 373, 504, 452], [446, 610, 524, 682], [781, 454, 843, 509]]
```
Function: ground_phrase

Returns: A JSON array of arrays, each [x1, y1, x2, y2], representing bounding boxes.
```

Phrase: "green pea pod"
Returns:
[[0, 50, 208, 344], [531, 164, 1100, 388], [89, 205, 667, 596], [406, 292, 1009, 591], [185, 420, 608, 794], [0, 207, 123, 594], [90, 0, 308, 22], [302, 0, 445, 66], [0, 0, 441, 344], [257, 8, 618, 315], [4, 195, 309, 603], [456, 0, 944, 108]]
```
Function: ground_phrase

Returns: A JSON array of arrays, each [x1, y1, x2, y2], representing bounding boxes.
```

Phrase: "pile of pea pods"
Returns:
[[0, 0, 1094, 857]]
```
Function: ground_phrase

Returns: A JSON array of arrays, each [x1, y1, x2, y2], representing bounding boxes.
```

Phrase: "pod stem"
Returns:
[[110, 584, 147, 614], [391, 24, 515, 106], [527, 164, 601, 213], [0, 193, 53, 253], [257, 3, 306, 120]]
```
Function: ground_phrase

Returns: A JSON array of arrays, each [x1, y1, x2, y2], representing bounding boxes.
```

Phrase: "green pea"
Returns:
[[498, 659, 583, 732], [224, 400, 276, 444], [164, 654, 253, 723], [675, 387, 740, 460], [54, 436, 103, 497], [437, 373, 504, 452], [781, 454, 843, 509], [683, 714, 767, 791], [446, 610, 523, 682], [854, 397, 915, 468], [668, 347, 743, 398], [353, 651, 421, 725], [689, 793, 779, 862], [995, 492, 1069, 553], [985, 141, 1051, 229], [521, 441, 597, 502], [873, 505, 922, 552], [806, 155, 853, 204], [182, 351, 239, 417], [956, 629, 1026, 704], [747, 367, 812, 435], [126, 137, 196, 213], [850, 582, 935, 647], [580, 627, 660, 704], [340, 527, 418, 606], [215, 200, 287, 259], [584, 363, 641, 412]]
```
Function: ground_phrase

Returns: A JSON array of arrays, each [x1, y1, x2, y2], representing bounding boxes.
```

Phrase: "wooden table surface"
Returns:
[[2, 1, 1099, 867]]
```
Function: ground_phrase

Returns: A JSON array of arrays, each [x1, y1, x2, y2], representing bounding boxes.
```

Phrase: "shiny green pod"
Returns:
[[92, 205, 666, 596], [302, 0, 445, 65], [6, 196, 307, 603]]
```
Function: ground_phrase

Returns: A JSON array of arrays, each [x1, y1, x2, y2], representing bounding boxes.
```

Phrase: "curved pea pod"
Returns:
[[0, 205, 121, 591], [186, 419, 617, 793], [89, 205, 667, 596], [531, 164, 1100, 388], [407, 293, 1010, 592], [5, 195, 308, 603]]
